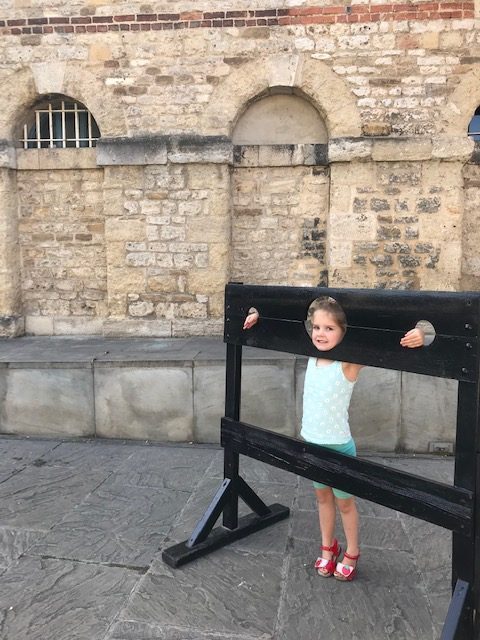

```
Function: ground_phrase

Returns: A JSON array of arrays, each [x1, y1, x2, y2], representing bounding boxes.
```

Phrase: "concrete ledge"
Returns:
[[0, 336, 458, 452]]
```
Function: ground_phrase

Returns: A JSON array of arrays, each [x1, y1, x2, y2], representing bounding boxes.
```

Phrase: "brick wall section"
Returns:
[[0, 2, 474, 35], [231, 166, 329, 287], [103, 164, 229, 336], [17, 169, 107, 319], [329, 160, 463, 290]]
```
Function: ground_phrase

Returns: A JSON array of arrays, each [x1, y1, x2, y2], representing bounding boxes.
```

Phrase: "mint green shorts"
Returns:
[[312, 438, 356, 500]]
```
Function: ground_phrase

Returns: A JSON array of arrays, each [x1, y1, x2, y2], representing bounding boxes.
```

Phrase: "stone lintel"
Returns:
[[233, 144, 328, 167], [17, 148, 97, 171], [97, 135, 232, 166], [0, 140, 16, 169], [329, 136, 473, 163]]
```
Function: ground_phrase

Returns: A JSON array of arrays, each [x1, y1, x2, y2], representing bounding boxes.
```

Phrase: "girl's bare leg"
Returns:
[[315, 487, 336, 558], [336, 496, 359, 566]]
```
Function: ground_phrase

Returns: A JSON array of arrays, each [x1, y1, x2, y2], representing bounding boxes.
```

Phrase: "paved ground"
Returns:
[[0, 436, 453, 640]]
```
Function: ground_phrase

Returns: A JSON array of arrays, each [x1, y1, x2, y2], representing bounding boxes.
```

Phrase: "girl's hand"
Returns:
[[400, 327, 425, 348], [243, 308, 259, 330]]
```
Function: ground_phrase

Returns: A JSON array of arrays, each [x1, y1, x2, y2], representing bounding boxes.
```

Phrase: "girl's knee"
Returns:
[[315, 487, 334, 505], [336, 496, 356, 514]]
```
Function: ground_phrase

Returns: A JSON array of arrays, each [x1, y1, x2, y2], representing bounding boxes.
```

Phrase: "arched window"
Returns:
[[468, 106, 480, 141], [19, 95, 100, 149]]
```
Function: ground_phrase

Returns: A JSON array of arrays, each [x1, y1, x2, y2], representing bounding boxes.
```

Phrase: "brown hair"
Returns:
[[306, 296, 347, 335]]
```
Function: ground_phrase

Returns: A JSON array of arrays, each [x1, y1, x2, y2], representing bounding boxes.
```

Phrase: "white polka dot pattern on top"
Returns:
[[300, 359, 355, 445]]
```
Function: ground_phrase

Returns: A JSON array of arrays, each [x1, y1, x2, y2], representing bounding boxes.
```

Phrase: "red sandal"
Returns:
[[314, 539, 341, 578], [334, 551, 360, 581]]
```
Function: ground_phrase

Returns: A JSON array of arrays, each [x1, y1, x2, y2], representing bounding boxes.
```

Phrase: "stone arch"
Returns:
[[440, 65, 480, 137], [1, 62, 127, 143], [202, 54, 361, 138]]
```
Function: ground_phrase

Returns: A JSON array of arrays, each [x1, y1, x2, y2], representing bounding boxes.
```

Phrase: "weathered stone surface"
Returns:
[[400, 373, 458, 452], [94, 366, 194, 441], [0, 368, 94, 437], [0, 555, 139, 640], [0, 435, 454, 640]]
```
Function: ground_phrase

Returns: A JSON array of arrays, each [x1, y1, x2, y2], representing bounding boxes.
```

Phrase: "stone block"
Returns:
[[193, 362, 224, 443], [328, 137, 372, 162], [400, 373, 458, 452], [371, 138, 433, 162], [25, 315, 54, 335], [0, 142, 16, 169], [102, 319, 172, 337], [241, 360, 297, 437], [94, 366, 194, 441], [194, 357, 297, 442], [0, 368, 94, 437], [97, 138, 168, 166]]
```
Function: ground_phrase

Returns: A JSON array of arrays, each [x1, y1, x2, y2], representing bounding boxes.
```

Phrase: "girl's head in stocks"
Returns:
[[306, 297, 347, 352]]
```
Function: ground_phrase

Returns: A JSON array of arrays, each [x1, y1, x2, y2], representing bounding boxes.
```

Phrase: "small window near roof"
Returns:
[[19, 96, 100, 149], [468, 107, 480, 142]]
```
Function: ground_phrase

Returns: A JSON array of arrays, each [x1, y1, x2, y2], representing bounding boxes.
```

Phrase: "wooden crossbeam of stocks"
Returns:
[[224, 284, 480, 382], [221, 418, 473, 536]]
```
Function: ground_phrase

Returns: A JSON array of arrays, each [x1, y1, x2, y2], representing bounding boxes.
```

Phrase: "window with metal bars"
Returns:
[[468, 107, 480, 142], [19, 97, 100, 149]]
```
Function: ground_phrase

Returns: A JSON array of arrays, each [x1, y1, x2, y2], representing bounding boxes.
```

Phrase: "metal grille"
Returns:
[[20, 99, 100, 149]]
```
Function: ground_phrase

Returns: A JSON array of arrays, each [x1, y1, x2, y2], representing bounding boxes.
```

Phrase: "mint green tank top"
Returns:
[[300, 359, 355, 445]]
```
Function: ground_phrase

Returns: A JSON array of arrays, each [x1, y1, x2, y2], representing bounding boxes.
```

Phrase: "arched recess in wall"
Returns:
[[202, 54, 361, 138], [440, 68, 480, 291], [231, 87, 330, 288], [14, 91, 109, 335]]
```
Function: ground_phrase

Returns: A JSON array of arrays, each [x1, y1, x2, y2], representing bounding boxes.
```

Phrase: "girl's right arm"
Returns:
[[243, 307, 259, 330]]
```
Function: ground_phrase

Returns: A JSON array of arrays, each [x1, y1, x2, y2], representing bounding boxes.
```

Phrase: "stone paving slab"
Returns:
[[0, 436, 455, 640]]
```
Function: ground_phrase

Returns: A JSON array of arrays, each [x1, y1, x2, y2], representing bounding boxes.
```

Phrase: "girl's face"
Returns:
[[311, 309, 344, 352]]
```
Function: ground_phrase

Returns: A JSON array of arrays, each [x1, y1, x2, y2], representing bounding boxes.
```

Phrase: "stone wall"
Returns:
[[231, 164, 329, 286], [17, 160, 107, 334], [0, 0, 478, 337]]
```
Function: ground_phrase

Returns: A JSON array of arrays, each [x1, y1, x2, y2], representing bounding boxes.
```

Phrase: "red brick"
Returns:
[[254, 9, 276, 16], [288, 6, 323, 16], [136, 14, 156, 21], [204, 12, 224, 19], [49, 17, 69, 24], [180, 11, 202, 20], [7, 18, 26, 26], [93, 16, 113, 23], [27, 17, 48, 25], [322, 6, 345, 14], [114, 15, 135, 22], [71, 17, 91, 24]]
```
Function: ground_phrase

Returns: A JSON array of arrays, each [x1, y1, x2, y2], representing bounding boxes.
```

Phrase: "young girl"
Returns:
[[243, 298, 424, 582]]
